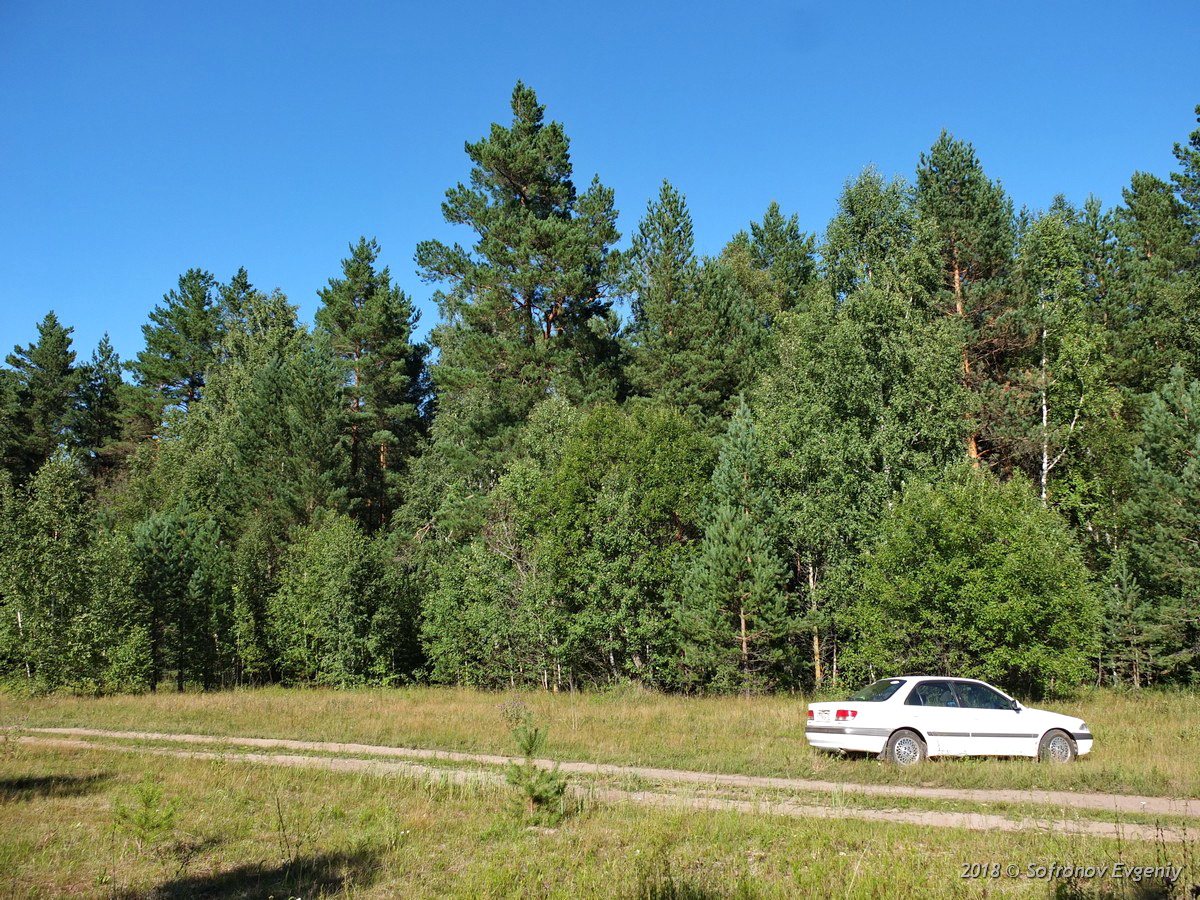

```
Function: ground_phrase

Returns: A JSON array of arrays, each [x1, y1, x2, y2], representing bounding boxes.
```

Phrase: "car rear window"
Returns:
[[847, 679, 906, 701]]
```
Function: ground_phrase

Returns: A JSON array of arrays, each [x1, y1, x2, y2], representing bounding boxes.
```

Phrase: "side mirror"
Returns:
[[1010, 699, 1021, 712]]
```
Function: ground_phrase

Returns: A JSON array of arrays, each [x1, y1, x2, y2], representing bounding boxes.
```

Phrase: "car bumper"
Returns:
[[805, 725, 889, 754], [1073, 732, 1093, 757]]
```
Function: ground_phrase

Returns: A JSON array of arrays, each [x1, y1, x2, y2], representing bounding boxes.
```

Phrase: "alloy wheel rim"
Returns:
[[894, 737, 920, 765], [1049, 735, 1071, 762]]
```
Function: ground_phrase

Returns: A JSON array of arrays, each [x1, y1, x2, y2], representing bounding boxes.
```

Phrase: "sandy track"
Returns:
[[10, 727, 1199, 842]]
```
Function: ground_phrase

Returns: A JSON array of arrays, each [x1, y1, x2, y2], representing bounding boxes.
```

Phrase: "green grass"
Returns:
[[1, 741, 1196, 898], [16, 729, 1199, 833], [2, 684, 1198, 797]]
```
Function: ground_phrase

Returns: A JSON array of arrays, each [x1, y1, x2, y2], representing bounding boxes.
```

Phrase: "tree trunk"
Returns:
[[953, 260, 980, 463], [739, 602, 749, 691], [1040, 323, 1049, 503], [808, 564, 823, 688]]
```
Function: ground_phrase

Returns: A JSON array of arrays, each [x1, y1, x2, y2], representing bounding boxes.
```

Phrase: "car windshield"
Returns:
[[847, 679, 906, 702]]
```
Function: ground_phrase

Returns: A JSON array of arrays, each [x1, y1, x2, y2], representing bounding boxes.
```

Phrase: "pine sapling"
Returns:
[[505, 719, 567, 823]]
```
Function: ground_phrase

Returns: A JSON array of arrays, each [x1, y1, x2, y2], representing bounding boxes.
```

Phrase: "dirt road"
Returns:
[[10, 726, 1198, 842]]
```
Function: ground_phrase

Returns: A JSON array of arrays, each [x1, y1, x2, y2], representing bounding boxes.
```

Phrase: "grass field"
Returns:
[[2, 685, 1198, 897], [2, 684, 1198, 797], [1, 740, 1194, 899]]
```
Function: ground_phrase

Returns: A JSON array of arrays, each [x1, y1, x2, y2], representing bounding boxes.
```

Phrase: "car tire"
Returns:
[[886, 729, 926, 767], [1038, 729, 1077, 764]]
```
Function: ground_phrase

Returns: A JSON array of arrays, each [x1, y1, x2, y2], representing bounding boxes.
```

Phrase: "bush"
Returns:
[[839, 466, 1100, 697]]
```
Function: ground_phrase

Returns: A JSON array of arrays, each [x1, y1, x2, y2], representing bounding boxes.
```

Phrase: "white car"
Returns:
[[805, 676, 1093, 766]]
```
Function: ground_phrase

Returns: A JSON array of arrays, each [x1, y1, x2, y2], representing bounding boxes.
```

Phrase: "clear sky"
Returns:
[[2, 0, 1198, 365]]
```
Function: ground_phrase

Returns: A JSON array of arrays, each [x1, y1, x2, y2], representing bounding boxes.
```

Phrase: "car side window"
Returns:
[[905, 681, 959, 707], [954, 682, 1010, 710]]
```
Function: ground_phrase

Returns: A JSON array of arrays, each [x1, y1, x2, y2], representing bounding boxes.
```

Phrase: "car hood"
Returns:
[[1019, 705, 1087, 732]]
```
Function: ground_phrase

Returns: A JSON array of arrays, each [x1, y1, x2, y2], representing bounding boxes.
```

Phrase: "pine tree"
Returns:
[[0, 372, 20, 479], [3, 312, 79, 481], [317, 237, 429, 531], [129, 507, 230, 691], [1124, 367, 1200, 680], [624, 182, 766, 426], [1111, 173, 1200, 391], [132, 268, 223, 412], [1170, 103, 1200, 230], [626, 180, 696, 338], [69, 334, 125, 476], [743, 201, 817, 313], [916, 132, 1016, 463], [414, 82, 622, 532], [680, 400, 790, 692]]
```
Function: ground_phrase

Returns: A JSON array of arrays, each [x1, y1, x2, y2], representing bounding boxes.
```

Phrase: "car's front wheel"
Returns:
[[1038, 729, 1077, 764], [886, 729, 926, 767]]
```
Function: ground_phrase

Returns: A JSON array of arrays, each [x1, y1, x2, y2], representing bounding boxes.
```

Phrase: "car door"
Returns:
[[951, 681, 1037, 756], [903, 680, 972, 755]]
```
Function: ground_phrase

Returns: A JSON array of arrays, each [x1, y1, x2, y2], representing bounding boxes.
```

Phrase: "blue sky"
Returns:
[[2, 0, 1197, 365]]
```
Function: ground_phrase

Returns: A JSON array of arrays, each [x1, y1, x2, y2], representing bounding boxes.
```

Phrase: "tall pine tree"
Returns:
[[916, 132, 1015, 464], [3, 312, 79, 481], [317, 237, 429, 531], [414, 82, 621, 536], [132, 268, 223, 413], [624, 182, 767, 427]]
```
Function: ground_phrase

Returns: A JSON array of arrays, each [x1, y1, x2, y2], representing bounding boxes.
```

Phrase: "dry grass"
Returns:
[[1, 684, 1197, 797], [1, 739, 1195, 898]]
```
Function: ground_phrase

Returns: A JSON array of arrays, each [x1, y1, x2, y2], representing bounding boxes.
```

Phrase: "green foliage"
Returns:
[[1004, 211, 1120, 501], [625, 188, 768, 427], [131, 268, 223, 411], [4, 93, 1200, 695], [422, 400, 712, 689], [68, 334, 126, 477], [842, 466, 1100, 697], [0, 457, 97, 689], [503, 712, 568, 823], [415, 82, 622, 534], [722, 200, 817, 317], [756, 178, 965, 685], [2, 312, 79, 481], [530, 402, 715, 687], [268, 513, 417, 685], [129, 506, 231, 690], [317, 237, 429, 531], [916, 131, 1016, 464], [1172, 104, 1200, 228], [823, 167, 940, 302], [1123, 367, 1200, 681], [679, 401, 792, 692], [916, 131, 1014, 295], [114, 776, 178, 852]]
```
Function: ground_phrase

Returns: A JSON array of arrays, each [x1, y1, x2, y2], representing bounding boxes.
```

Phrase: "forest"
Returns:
[[1, 84, 1197, 698]]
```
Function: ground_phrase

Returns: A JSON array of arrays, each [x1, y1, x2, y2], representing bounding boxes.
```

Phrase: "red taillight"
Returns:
[[835, 709, 857, 722], [807, 709, 814, 719]]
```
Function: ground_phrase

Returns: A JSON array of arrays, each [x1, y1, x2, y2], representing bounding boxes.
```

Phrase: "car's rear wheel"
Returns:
[[886, 729, 926, 767], [1038, 729, 1077, 763]]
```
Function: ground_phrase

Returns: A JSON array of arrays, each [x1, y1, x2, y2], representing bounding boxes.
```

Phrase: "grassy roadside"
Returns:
[[2, 685, 1198, 797], [13, 731, 1200, 832], [2, 742, 1195, 899]]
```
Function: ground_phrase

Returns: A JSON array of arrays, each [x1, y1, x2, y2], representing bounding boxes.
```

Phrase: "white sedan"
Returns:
[[805, 676, 1093, 766]]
